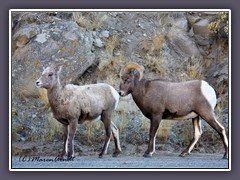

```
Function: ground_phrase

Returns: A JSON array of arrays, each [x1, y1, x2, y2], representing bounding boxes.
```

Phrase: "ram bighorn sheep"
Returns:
[[36, 63, 121, 159], [119, 62, 228, 159]]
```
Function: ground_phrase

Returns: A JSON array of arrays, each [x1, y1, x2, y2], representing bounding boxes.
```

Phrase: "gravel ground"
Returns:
[[11, 152, 229, 170]]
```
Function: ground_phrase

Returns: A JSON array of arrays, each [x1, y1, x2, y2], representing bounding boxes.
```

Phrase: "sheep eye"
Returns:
[[48, 73, 53, 77]]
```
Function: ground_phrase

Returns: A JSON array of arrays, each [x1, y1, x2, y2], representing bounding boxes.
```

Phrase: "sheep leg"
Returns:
[[143, 115, 161, 158], [111, 121, 122, 157], [99, 111, 112, 158], [57, 124, 69, 159], [198, 110, 228, 159], [180, 116, 202, 157], [67, 120, 77, 159], [63, 124, 69, 157]]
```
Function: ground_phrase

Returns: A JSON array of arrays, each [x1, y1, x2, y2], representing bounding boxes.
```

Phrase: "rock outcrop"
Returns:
[[11, 11, 229, 156]]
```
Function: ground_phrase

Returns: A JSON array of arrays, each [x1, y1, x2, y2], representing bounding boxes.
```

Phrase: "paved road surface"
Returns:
[[11, 152, 229, 170]]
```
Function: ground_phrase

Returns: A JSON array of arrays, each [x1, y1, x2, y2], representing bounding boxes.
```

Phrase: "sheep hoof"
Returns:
[[223, 154, 228, 159], [67, 156, 75, 161], [112, 151, 121, 157], [98, 154, 103, 158], [112, 149, 121, 157], [56, 155, 65, 160], [179, 152, 189, 157], [143, 153, 152, 158]]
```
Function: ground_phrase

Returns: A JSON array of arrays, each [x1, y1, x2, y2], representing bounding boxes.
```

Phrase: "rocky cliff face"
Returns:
[[11, 11, 229, 156]]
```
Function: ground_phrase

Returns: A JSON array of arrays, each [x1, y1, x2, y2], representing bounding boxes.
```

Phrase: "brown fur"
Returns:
[[119, 63, 228, 159], [131, 79, 202, 118]]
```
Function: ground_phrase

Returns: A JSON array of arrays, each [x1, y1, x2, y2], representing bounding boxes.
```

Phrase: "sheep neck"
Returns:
[[47, 83, 63, 109], [131, 79, 147, 107]]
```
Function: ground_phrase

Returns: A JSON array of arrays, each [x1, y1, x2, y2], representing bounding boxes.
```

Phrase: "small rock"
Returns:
[[198, 147, 206, 153], [113, 50, 121, 56], [192, 18, 213, 37], [15, 34, 29, 48], [138, 23, 144, 29], [20, 137, 26, 142], [187, 15, 201, 28], [94, 38, 104, 48], [101, 30, 109, 38], [35, 33, 47, 43], [92, 31, 97, 37], [12, 25, 40, 48], [166, 28, 201, 57]]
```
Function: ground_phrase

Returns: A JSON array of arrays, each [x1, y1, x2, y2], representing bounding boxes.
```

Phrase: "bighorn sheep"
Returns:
[[36, 63, 121, 159], [119, 62, 228, 159]]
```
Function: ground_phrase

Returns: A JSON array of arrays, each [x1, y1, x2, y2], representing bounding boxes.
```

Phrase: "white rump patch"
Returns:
[[108, 85, 120, 110], [201, 81, 217, 110]]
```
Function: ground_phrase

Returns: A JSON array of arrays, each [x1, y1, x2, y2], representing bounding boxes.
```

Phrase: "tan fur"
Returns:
[[36, 64, 121, 158], [47, 83, 116, 123]]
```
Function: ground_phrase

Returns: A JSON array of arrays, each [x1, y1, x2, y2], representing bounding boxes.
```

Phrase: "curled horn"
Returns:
[[120, 62, 144, 80]]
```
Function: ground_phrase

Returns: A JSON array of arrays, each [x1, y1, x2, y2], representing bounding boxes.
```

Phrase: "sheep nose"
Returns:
[[118, 90, 124, 96], [36, 81, 40, 86]]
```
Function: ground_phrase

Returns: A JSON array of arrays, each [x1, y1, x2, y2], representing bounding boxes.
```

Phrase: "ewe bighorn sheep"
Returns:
[[36, 63, 121, 159], [119, 62, 228, 159]]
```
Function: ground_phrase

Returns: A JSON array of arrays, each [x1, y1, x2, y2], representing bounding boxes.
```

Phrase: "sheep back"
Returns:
[[59, 83, 119, 120]]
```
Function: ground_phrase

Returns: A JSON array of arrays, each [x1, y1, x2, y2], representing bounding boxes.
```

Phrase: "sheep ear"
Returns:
[[134, 70, 141, 80], [129, 68, 135, 76], [52, 63, 63, 72], [56, 65, 63, 75], [129, 69, 140, 79]]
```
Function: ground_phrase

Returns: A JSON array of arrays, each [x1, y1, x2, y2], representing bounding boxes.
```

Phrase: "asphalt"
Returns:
[[10, 152, 229, 170]]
